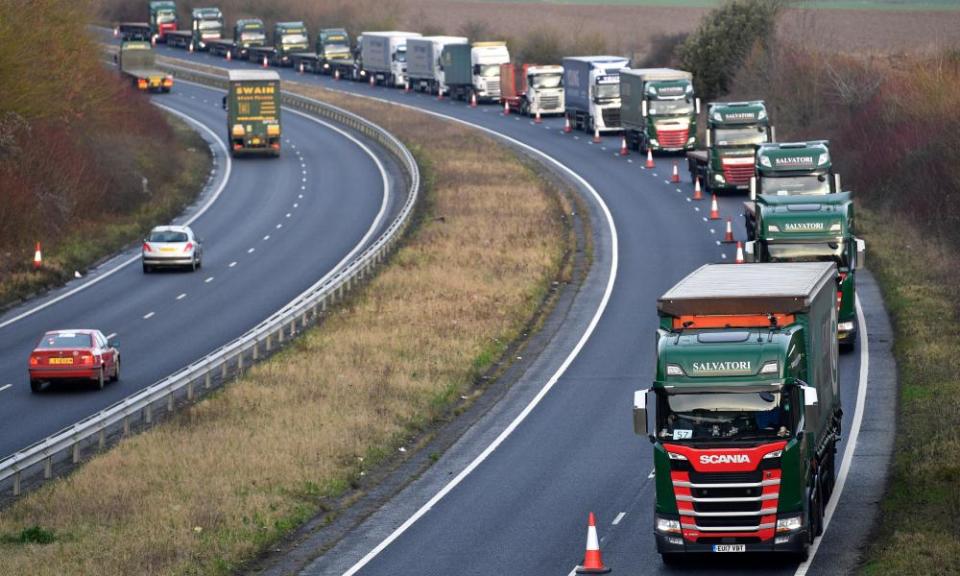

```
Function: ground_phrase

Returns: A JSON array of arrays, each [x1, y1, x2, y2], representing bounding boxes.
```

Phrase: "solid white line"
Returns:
[[794, 297, 869, 576], [0, 101, 232, 330], [0, 384, 11, 393], [176, 293, 187, 300], [612, 512, 626, 525], [340, 91, 618, 576], [143, 312, 155, 320]]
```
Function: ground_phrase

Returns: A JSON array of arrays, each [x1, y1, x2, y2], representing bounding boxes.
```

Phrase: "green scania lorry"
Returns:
[[687, 101, 773, 194], [223, 70, 281, 157], [634, 262, 841, 562], [247, 22, 310, 67], [165, 7, 224, 51], [620, 68, 700, 153]]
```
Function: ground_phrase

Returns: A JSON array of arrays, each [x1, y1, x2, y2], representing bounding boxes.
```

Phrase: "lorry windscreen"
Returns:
[[199, 20, 221, 30], [156, 11, 176, 23], [760, 175, 830, 195], [478, 64, 500, 78], [594, 83, 619, 101], [766, 242, 849, 266], [658, 391, 792, 441], [648, 99, 691, 116], [281, 34, 308, 45], [531, 73, 562, 89], [240, 31, 265, 42], [715, 127, 766, 146]]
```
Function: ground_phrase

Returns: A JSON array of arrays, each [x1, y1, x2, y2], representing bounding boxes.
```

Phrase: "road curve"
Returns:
[[0, 78, 397, 460], [100, 37, 896, 576]]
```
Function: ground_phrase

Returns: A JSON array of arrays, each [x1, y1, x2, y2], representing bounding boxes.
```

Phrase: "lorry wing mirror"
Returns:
[[743, 240, 756, 262], [221, 95, 227, 110], [705, 129, 711, 149], [641, 100, 648, 118], [855, 238, 866, 270], [695, 97, 701, 116], [834, 173, 841, 193], [802, 384, 819, 430], [749, 176, 757, 200], [633, 389, 650, 436]]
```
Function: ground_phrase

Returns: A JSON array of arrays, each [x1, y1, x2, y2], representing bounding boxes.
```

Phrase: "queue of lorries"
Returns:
[[90, 0, 872, 563]]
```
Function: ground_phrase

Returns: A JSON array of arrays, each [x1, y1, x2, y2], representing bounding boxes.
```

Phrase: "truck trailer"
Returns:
[[501, 64, 564, 117], [406, 36, 468, 94], [118, 41, 173, 92], [687, 101, 772, 194], [290, 28, 355, 76], [223, 69, 281, 157], [440, 42, 511, 102], [360, 32, 422, 87], [634, 262, 841, 562], [164, 7, 223, 51], [247, 22, 310, 67], [563, 56, 630, 134], [207, 19, 266, 61], [620, 67, 699, 152], [743, 193, 864, 350]]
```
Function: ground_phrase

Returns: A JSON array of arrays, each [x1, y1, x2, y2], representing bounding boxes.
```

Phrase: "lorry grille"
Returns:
[[721, 162, 755, 186], [656, 127, 689, 149], [601, 107, 621, 128], [540, 95, 561, 111], [487, 80, 501, 97], [671, 468, 781, 541]]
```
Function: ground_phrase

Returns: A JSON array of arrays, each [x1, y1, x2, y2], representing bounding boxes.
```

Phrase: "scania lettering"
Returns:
[[223, 70, 281, 157], [621, 68, 700, 152], [687, 101, 772, 193], [563, 56, 630, 134], [633, 262, 842, 562]]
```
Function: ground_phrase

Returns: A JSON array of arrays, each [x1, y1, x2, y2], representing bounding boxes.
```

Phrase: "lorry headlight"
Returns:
[[687, 137, 696, 144], [763, 449, 783, 459], [776, 514, 803, 533], [199, 41, 206, 49], [818, 153, 830, 166], [666, 364, 684, 376], [760, 156, 772, 168], [767, 224, 780, 232], [649, 139, 659, 147], [232, 124, 245, 137], [759, 361, 779, 375], [667, 451, 687, 461], [838, 321, 855, 332], [323, 63, 330, 69], [266, 124, 280, 137], [656, 517, 682, 534], [714, 174, 725, 183], [830, 223, 842, 232]]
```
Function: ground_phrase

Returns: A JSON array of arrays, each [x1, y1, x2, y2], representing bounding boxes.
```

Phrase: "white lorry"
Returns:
[[440, 41, 511, 103], [406, 36, 469, 94], [562, 55, 630, 134], [360, 31, 422, 87]]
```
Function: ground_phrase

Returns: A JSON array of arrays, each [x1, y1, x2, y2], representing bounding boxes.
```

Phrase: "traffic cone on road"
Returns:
[[723, 218, 735, 243], [693, 177, 703, 200], [188, 42, 195, 53], [619, 135, 629, 156], [262, 55, 269, 68], [563, 116, 572, 134], [470, 92, 477, 108], [735, 241, 745, 264], [226, 50, 232, 61], [576, 512, 611, 574], [503, 100, 510, 115], [113, 26, 119, 38], [645, 149, 655, 169], [151, 35, 157, 47], [535, 110, 542, 124], [593, 126, 601, 144], [33, 242, 42, 270], [709, 193, 721, 220], [298, 62, 305, 74], [369, 75, 375, 87], [334, 68, 340, 80], [671, 161, 681, 183]]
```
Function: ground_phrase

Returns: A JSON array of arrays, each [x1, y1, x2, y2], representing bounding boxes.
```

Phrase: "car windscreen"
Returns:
[[149, 231, 189, 242], [38, 333, 92, 349]]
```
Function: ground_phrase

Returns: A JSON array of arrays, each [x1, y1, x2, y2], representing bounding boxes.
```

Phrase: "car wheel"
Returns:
[[190, 257, 197, 272], [97, 367, 105, 390], [30, 379, 42, 394], [111, 357, 121, 383], [143, 263, 151, 274]]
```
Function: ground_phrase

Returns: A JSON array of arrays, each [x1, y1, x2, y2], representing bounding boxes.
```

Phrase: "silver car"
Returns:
[[141, 225, 203, 272]]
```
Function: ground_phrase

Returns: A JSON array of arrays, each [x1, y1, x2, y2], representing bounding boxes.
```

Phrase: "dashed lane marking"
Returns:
[[176, 293, 186, 300], [263, 235, 270, 241], [0, 384, 11, 393], [613, 512, 626, 525], [229, 261, 237, 268], [204, 276, 214, 283], [143, 311, 155, 320], [247, 248, 255, 254]]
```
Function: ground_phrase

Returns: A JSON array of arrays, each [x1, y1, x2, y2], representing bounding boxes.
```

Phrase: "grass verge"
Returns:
[[0, 81, 573, 575], [858, 208, 960, 575], [0, 115, 210, 310]]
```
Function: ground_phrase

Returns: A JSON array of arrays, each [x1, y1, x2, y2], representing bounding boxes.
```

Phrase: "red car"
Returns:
[[28, 330, 120, 393]]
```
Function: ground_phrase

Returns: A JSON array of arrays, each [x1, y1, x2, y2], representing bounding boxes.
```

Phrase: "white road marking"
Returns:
[[247, 247, 255, 254], [293, 203, 299, 208], [143, 312, 155, 320], [285, 213, 291, 218], [675, 188, 682, 193], [276, 223, 283, 229], [176, 293, 187, 300], [106, 332, 117, 340], [694, 207, 700, 212], [263, 234, 270, 240], [0, 384, 11, 393], [298, 193, 304, 198], [627, 159, 633, 163], [648, 468, 656, 479], [709, 228, 716, 234], [795, 297, 870, 576], [301, 185, 306, 191], [0, 102, 232, 330], [228, 261, 237, 268], [302, 176, 307, 183], [720, 253, 728, 260], [686, 197, 692, 203], [204, 276, 214, 283], [612, 512, 626, 525]]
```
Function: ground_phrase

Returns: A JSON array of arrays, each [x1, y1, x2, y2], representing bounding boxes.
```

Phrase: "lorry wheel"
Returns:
[[660, 554, 683, 566], [520, 101, 529, 116]]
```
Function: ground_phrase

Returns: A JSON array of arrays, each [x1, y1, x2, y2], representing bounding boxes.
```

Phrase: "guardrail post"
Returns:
[[167, 391, 174, 413], [99, 426, 106, 450], [205, 370, 212, 390], [13, 470, 20, 496], [278, 326, 284, 344], [322, 297, 328, 312], [124, 413, 130, 435], [253, 339, 259, 361], [266, 333, 272, 352], [187, 380, 194, 401], [238, 351, 244, 373], [289, 319, 296, 337], [221, 360, 228, 380], [73, 439, 80, 464], [44, 453, 52, 479], [301, 312, 308, 329], [145, 404, 152, 425]]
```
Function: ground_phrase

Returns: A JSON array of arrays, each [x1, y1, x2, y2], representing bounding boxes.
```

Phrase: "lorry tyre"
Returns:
[[520, 100, 529, 116], [660, 554, 683, 566]]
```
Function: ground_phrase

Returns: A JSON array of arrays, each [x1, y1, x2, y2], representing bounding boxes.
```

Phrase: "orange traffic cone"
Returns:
[[576, 512, 611, 574], [33, 242, 42, 270], [262, 55, 269, 68], [592, 126, 601, 144], [535, 110, 542, 124], [735, 241, 745, 264], [693, 177, 703, 200], [298, 62, 304, 74], [503, 100, 510, 115], [563, 116, 572, 133], [671, 161, 680, 183], [188, 42, 194, 53], [645, 149, 655, 169], [113, 26, 119, 38], [405, 80, 412, 94], [151, 35, 157, 47], [709, 193, 721, 220], [723, 218, 735, 242], [226, 50, 232, 61], [470, 92, 477, 108], [334, 68, 340, 80], [619, 135, 629, 156], [369, 75, 375, 87]]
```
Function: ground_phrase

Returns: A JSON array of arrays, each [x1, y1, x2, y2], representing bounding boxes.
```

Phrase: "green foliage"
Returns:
[[677, 0, 784, 100], [2, 526, 56, 545]]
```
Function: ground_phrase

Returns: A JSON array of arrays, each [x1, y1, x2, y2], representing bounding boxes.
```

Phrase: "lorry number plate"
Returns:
[[713, 545, 745, 553]]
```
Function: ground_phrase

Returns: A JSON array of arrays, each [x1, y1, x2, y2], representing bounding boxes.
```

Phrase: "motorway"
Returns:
[[0, 79, 400, 460], [84, 35, 897, 576]]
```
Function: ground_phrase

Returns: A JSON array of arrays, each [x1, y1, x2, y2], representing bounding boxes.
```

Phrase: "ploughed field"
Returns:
[[399, 0, 960, 56]]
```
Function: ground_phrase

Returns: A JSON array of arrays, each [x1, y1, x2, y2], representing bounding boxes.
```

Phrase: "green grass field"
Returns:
[[450, 0, 960, 11]]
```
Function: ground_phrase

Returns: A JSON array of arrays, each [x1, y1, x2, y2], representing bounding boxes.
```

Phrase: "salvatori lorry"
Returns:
[[224, 70, 281, 157], [620, 68, 699, 152], [563, 56, 630, 134], [165, 7, 224, 51], [500, 64, 565, 116], [440, 42, 511, 102], [687, 101, 772, 194], [406, 36, 468, 94], [634, 262, 841, 561], [361, 32, 422, 87]]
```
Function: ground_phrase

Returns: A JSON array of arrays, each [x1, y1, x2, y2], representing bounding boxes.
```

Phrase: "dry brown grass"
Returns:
[[0, 76, 571, 575]]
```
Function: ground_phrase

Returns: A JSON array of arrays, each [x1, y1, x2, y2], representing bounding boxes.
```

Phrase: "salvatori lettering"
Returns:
[[700, 454, 751, 465], [723, 112, 755, 120], [773, 156, 815, 167], [784, 222, 825, 231], [691, 361, 752, 373]]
